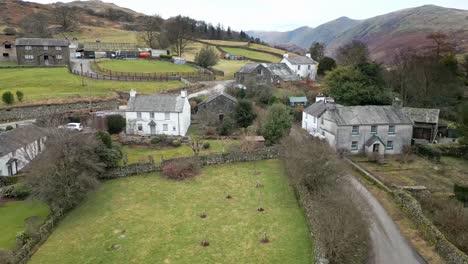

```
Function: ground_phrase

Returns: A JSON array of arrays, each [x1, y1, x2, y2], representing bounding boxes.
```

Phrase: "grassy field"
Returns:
[[0, 68, 183, 105], [221, 47, 281, 63], [0, 200, 49, 249], [0, 61, 17, 66], [200, 39, 248, 47], [213, 60, 250, 80], [30, 160, 313, 264], [97, 60, 198, 74], [55, 26, 138, 43], [123, 140, 240, 163], [352, 155, 468, 193]]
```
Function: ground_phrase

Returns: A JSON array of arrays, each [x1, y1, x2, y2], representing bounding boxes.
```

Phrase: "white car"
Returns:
[[61, 123, 83, 132]]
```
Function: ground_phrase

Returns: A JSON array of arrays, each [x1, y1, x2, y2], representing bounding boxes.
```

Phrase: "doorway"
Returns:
[[373, 144, 380, 153], [150, 124, 156, 135], [44, 55, 49, 65]]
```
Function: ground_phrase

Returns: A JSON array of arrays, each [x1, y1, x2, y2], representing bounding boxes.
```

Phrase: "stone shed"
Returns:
[[197, 93, 238, 125]]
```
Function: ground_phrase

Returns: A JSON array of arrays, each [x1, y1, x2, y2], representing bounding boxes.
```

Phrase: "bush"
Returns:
[[437, 144, 468, 160], [0, 249, 13, 264], [0, 176, 20, 187], [160, 54, 173, 59], [2, 91, 15, 105], [235, 99, 257, 128], [107, 115, 126, 134], [262, 104, 292, 144], [171, 139, 181, 147], [151, 134, 168, 145], [416, 144, 441, 162], [3, 183, 32, 199], [16, 91, 24, 102], [162, 159, 200, 180], [195, 46, 219, 68], [203, 142, 210, 149], [454, 183, 468, 206], [217, 116, 235, 136], [5, 126, 13, 131], [3, 27, 16, 35], [96, 131, 112, 148]]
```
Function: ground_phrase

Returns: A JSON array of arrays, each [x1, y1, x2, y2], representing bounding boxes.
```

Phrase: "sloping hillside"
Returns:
[[248, 5, 468, 63]]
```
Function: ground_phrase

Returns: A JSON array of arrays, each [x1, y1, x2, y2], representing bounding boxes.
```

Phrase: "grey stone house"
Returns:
[[197, 93, 238, 125], [302, 99, 414, 156], [0, 35, 16, 63], [15, 38, 70, 66], [235, 63, 299, 85]]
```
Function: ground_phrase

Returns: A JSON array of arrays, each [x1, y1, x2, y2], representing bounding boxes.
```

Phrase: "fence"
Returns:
[[71, 69, 183, 82]]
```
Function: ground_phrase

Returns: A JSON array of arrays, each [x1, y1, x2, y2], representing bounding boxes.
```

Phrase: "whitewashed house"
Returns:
[[0, 125, 46, 176], [302, 98, 414, 156], [281, 53, 318, 81], [125, 89, 191, 136]]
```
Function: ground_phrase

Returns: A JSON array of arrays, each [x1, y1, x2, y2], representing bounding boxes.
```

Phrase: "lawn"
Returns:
[[212, 60, 250, 80], [0, 68, 183, 105], [351, 155, 468, 193], [29, 160, 313, 264], [0, 61, 17, 66], [0, 200, 49, 249], [221, 47, 281, 63], [123, 140, 240, 163], [97, 60, 198, 74]]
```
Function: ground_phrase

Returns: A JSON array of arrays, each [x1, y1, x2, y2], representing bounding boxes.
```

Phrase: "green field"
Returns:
[[0, 68, 183, 105], [212, 60, 250, 80], [29, 160, 313, 264], [221, 47, 281, 63], [55, 26, 138, 43], [0, 201, 49, 249], [97, 60, 198, 74], [123, 140, 240, 163], [0, 61, 17, 66]]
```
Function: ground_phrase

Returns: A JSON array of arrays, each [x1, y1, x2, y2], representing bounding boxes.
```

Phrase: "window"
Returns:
[[137, 112, 142, 119], [321, 118, 324, 125], [25, 55, 34, 60], [163, 124, 168, 131], [37, 139, 42, 152], [25, 46, 32, 50], [297, 65, 301, 70], [313, 116, 317, 123], [386, 141, 394, 150], [371, 125, 378, 134], [150, 112, 155, 119], [137, 124, 143, 131], [43, 46, 48, 50], [4, 44, 11, 49], [164, 112, 170, 120], [321, 131, 325, 136], [351, 141, 358, 151], [56, 55, 63, 60], [257, 68, 262, 75], [308, 65, 311, 70], [388, 125, 396, 135], [173, 126, 176, 131], [352, 126, 359, 135], [55, 46, 62, 51], [2, 53, 8, 57]]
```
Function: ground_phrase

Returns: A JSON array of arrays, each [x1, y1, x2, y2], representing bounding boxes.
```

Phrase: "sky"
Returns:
[[32, 0, 468, 31]]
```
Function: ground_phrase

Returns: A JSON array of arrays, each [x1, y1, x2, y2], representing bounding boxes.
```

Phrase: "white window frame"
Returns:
[[137, 112, 142, 119], [351, 141, 358, 151], [386, 141, 394, 150], [164, 112, 170, 120], [388, 125, 396, 135], [137, 124, 143, 131], [43, 46, 48, 50], [371, 125, 378, 135], [25, 46, 32, 50], [150, 112, 155, 119], [56, 55, 63, 60], [25, 55, 34, 60], [352, 126, 359, 135], [163, 124, 168, 131], [55, 46, 62, 51]]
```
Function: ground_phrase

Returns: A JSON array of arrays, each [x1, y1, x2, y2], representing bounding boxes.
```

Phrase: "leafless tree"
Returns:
[[20, 13, 52, 38], [53, 5, 79, 32], [163, 16, 193, 56], [137, 15, 164, 49]]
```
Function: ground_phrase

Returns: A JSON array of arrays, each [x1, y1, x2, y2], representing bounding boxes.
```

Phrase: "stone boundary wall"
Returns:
[[0, 100, 119, 122], [393, 189, 468, 264]]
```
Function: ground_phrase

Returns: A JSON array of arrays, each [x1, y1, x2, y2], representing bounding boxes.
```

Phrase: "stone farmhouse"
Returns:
[[281, 53, 318, 81], [235, 63, 300, 85], [302, 98, 414, 156], [15, 38, 70, 66], [0, 35, 16, 63], [125, 90, 191, 136], [0, 125, 46, 176], [197, 93, 238, 125]]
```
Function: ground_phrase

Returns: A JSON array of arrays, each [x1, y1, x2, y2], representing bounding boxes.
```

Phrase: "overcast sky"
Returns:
[[32, 0, 468, 31]]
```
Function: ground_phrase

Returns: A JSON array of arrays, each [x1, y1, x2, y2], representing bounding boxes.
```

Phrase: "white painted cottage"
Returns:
[[0, 125, 46, 176], [125, 90, 191, 136], [281, 53, 318, 81]]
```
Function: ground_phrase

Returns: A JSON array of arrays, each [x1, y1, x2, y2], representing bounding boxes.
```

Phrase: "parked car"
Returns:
[[60, 123, 83, 131]]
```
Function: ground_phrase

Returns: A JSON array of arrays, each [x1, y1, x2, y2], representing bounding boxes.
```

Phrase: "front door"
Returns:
[[373, 144, 380, 153], [150, 125, 156, 135], [44, 55, 49, 65]]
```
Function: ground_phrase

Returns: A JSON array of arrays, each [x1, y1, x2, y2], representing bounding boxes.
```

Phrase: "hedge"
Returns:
[[436, 144, 468, 160], [454, 183, 468, 206], [416, 144, 441, 162], [0, 176, 20, 187]]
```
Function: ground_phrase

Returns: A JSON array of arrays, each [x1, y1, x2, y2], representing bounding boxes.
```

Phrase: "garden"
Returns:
[[29, 160, 313, 264]]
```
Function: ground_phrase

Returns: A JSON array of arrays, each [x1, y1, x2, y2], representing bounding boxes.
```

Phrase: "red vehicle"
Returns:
[[139, 52, 151, 58]]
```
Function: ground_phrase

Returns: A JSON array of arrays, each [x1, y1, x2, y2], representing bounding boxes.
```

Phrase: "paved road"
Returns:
[[188, 80, 234, 98], [348, 177, 427, 264], [0, 119, 36, 129]]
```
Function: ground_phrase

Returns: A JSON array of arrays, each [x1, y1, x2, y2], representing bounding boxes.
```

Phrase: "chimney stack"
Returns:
[[283, 53, 289, 59], [130, 89, 137, 98], [306, 53, 311, 58], [392, 97, 403, 108], [180, 89, 187, 98]]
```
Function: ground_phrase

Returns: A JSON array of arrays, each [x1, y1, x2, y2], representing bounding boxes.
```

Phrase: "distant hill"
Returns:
[[248, 5, 468, 63]]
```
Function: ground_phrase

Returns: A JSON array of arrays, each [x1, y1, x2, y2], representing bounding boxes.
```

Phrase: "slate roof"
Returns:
[[289, 96, 308, 103], [127, 94, 185, 112], [401, 107, 440, 124], [365, 135, 386, 147], [284, 56, 318, 65], [199, 92, 238, 106], [238, 63, 260, 73], [304, 101, 331, 117], [265, 63, 300, 81], [15, 38, 69, 46], [325, 105, 414, 126], [0, 125, 46, 157]]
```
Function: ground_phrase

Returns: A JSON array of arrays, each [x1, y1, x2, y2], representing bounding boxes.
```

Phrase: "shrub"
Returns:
[[16, 91, 24, 102], [195, 46, 219, 68], [3, 183, 32, 199], [107, 115, 126, 134], [416, 144, 441, 162], [203, 142, 210, 149], [171, 139, 182, 147], [0, 176, 20, 187], [3, 27, 16, 35], [437, 144, 468, 160], [151, 134, 168, 145], [235, 99, 257, 128], [0, 249, 13, 264], [160, 54, 173, 60], [5, 126, 13, 131], [454, 183, 468, 206], [96, 131, 112, 148], [217, 116, 235, 136], [2, 91, 15, 105], [262, 104, 292, 144], [162, 159, 200, 180]]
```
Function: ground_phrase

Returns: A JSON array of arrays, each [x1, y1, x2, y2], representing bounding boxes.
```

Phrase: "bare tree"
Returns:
[[137, 15, 164, 49], [426, 32, 455, 58], [336, 40, 370, 66], [20, 13, 52, 38], [163, 16, 193, 56], [53, 5, 79, 32]]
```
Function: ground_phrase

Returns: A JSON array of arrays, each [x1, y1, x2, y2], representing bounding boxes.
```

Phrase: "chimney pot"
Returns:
[[180, 89, 187, 98], [129, 89, 137, 98], [306, 53, 311, 58], [283, 53, 289, 59]]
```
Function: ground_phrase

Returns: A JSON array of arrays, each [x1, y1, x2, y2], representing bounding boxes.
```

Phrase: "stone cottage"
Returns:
[[0, 35, 16, 63], [15, 38, 70, 66], [235, 63, 299, 85], [281, 53, 318, 81], [197, 93, 238, 125]]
